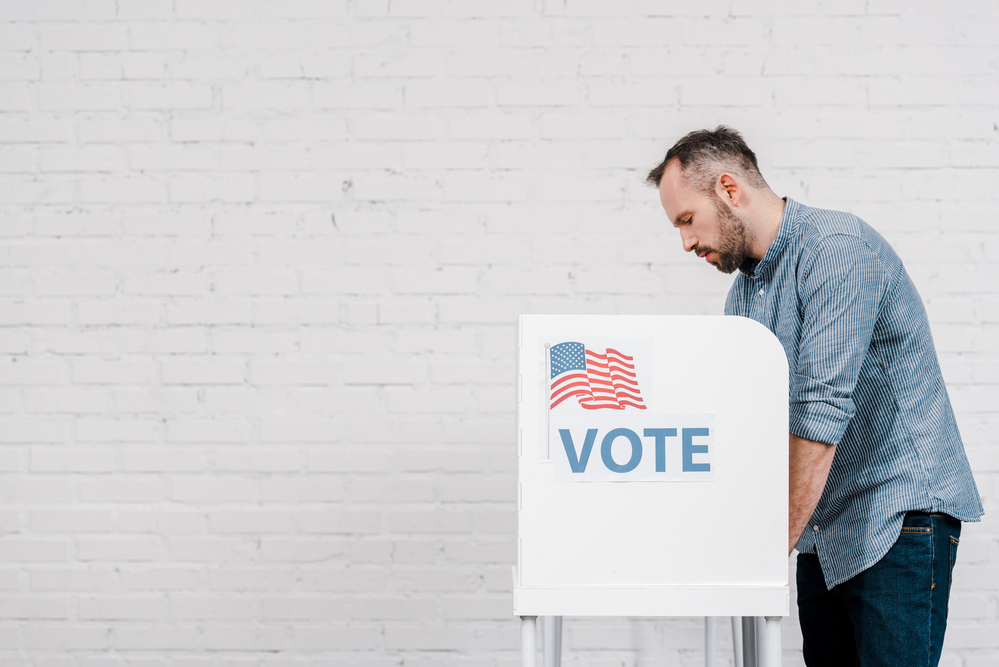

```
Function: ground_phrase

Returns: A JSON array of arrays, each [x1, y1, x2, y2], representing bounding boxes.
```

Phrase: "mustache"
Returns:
[[693, 244, 717, 257]]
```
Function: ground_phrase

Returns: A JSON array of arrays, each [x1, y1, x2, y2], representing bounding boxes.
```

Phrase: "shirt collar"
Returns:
[[739, 196, 798, 279]]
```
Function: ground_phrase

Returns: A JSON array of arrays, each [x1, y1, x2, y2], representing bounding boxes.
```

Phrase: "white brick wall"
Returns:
[[1, 1, 997, 664]]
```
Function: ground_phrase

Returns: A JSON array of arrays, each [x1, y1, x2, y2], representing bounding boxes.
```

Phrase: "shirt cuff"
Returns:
[[789, 374, 855, 445]]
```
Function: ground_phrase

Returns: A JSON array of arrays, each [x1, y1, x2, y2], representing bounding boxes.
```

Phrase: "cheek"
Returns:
[[688, 223, 707, 243]]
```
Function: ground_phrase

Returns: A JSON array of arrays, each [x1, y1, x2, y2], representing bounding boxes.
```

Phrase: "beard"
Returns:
[[697, 198, 753, 274]]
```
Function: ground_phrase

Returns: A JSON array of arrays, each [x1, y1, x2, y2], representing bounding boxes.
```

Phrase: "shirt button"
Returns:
[[812, 525, 819, 531], [758, 288, 765, 296]]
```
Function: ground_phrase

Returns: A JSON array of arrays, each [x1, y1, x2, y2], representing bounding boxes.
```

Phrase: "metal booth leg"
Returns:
[[543, 616, 562, 667], [555, 616, 562, 665], [731, 617, 743, 667], [764, 616, 782, 667], [521, 616, 537, 667], [755, 616, 766, 664], [741, 617, 757, 667], [705, 617, 716, 667]]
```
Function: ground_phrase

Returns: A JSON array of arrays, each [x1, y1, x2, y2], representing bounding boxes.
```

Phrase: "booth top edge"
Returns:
[[518, 314, 789, 371]]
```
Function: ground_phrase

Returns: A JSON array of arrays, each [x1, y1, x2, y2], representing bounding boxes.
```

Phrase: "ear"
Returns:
[[717, 173, 741, 206]]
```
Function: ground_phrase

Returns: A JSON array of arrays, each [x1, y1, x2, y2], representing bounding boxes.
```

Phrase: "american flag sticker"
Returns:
[[548, 340, 649, 411]]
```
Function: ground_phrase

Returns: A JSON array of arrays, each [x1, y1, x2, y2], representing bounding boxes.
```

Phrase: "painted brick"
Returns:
[[117, 511, 202, 541], [22, 626, 109, 650], [30, 511, 114, 533], [1, 5, 997, 666], [118, 567, 202, 591], [30, 447, 115, 472], [169, 595, 259, 620], [288, 626, 380, 650], [29, 568, 112, 590], [37, 26, 127, 51], [77, 595, 162, 620], [258, 538, 347, 563], [113, 627, 200, 650]]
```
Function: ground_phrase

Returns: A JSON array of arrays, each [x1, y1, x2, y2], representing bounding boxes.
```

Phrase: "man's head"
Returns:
[[648, 126, 777, 274]]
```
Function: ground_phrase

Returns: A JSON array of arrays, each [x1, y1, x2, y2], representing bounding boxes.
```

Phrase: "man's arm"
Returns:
[[789, 433, 836, 555], [786, 235, 886, 553]]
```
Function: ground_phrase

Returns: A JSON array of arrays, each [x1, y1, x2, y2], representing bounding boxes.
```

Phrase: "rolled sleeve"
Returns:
[[790, 234, 892, 446], [790, 373, 855, 444]]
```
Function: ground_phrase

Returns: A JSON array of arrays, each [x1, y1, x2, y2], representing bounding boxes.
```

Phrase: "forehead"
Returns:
[[658, 161, 706, 224]]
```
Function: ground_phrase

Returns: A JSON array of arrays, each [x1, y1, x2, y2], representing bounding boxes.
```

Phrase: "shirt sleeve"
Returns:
[[790, 233, 892, 446]]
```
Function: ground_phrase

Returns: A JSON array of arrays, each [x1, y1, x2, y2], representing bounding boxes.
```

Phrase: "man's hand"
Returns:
[[789, 433, 837, 555]]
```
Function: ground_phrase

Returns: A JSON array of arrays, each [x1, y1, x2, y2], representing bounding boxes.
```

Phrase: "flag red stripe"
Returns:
[[585, 364, 637, 379], [551, 387, 589, 409], [586, 350, 635, 364], [551, 371, 587, 390], [587, 372, 639, 385], [587, 348, 634, 360], [586, 352, 635, 364], [550, 345, 646, 411], [551, 380, 591, 401], [587, 367, 636, 377]]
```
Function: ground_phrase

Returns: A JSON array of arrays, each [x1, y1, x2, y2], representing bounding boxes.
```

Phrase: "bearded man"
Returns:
[[647, 126, 982, 666]]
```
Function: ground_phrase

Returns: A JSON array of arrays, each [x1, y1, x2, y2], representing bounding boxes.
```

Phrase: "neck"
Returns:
[[747, 190, 786, 260]]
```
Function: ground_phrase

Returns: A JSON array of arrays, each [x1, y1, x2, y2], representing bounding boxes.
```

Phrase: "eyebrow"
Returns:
[[672, 210, 693, 228]]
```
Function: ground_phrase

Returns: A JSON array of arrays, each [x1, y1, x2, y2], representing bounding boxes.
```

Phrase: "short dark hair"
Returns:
[[645, 125, 767, 195]]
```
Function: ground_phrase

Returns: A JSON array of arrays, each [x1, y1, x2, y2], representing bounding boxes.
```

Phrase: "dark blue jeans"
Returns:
[[796, 511, 961, 667]]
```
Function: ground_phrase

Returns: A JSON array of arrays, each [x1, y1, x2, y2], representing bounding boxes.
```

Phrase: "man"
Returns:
[[647, 126, 982, 666]]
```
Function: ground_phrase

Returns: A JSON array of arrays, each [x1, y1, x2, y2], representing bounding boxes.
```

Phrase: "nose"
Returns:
[[679, 228, 698, 253]]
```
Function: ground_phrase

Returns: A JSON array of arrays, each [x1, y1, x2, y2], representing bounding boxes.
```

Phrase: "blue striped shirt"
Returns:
[[725, 198, 983, 589]]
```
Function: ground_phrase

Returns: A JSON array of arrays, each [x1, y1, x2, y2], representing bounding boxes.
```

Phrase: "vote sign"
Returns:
[[545, 337, 715, 483]]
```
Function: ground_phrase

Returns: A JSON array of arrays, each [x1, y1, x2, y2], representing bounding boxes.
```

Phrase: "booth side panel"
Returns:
[[517, 315, 788, 591]]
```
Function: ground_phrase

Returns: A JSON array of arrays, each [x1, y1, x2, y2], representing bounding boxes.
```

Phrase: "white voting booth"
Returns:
[[514, 315, 789, 667]]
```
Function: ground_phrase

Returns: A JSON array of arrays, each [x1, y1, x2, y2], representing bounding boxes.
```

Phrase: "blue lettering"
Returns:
[[601, 428, 642, 473], [643, 428, 677, 472], [560, 428, 597, 473], [682, 427, 710, 472]]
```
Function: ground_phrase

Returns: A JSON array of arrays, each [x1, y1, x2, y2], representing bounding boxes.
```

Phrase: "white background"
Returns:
[[1, 0, 997, 665]]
